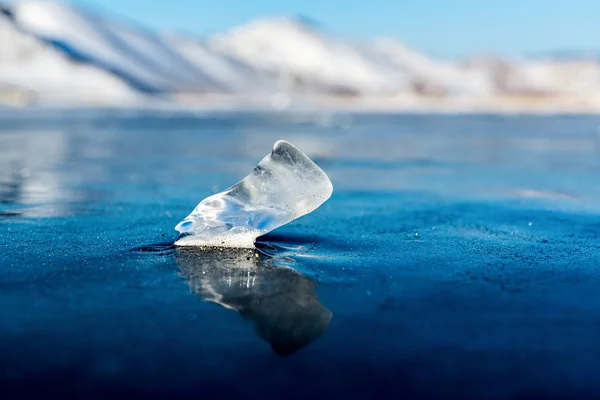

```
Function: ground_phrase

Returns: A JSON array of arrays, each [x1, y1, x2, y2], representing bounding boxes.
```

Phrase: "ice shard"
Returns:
[[175, 140, 333, 248]]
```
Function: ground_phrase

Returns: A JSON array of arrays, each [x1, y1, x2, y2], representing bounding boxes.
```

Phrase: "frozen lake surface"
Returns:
[[1, 111, 600, 398]]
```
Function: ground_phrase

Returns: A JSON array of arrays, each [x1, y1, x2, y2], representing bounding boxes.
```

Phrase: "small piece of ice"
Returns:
[[174, 140, 333, 248]]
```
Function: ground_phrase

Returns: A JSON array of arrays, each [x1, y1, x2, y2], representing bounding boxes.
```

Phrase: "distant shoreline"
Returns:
[[3, 92, 600, 115]]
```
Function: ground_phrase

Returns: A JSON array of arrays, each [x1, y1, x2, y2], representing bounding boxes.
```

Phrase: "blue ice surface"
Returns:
[[1, 111, 600, 398]]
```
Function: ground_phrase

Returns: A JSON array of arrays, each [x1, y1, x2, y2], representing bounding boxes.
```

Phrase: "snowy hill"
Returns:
[[2, 0, 600, 111], [369, 38, 493, 97], [209, 18, 490, 98], [0, 0, 273, 106], [0, 6, 138, 105], [209, 17, 409, 95]]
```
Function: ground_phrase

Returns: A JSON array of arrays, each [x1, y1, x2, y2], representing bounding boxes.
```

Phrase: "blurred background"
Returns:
[[3, 3, 600, 397], [1, 0, 600, 112]]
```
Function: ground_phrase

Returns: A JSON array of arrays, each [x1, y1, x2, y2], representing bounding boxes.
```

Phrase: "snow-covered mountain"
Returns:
[[10, 1, 274, 90], [2, 0, 600, 110], [0, 0, 273, 106], [210, 17, 409, 95], [0, 4, 138, 105], [209, 19, 493, 98]]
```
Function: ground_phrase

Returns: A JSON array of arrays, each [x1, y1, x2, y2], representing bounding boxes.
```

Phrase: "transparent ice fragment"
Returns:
[[174, 140, 333, 247]]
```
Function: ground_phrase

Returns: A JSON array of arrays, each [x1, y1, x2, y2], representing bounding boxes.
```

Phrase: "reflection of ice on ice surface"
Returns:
[[175, 140, 333, 248], [176, 247, 332, 356], [0, 130, 73, 217], [0, 125, 120, 218]]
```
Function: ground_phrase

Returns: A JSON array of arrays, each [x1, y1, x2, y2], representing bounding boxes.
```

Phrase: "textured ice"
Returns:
[[174, 140, 333, 248]]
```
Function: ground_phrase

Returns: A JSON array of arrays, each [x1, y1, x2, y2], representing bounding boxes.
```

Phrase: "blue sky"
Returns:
[[69, 0, 600, 58]]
